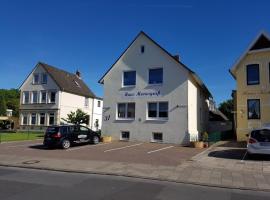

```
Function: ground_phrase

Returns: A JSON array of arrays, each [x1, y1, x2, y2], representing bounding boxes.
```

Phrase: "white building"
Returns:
[[99, 31, 212, 145], [19, 62, 103, 131]]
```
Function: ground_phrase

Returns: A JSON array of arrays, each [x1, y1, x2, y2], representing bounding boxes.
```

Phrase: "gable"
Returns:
[[230, 31, 270, 78], [99, 31, 212, 97]]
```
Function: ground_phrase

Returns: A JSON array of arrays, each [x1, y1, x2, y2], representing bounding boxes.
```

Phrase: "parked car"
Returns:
[[246, 127, 270, 156], [43, 125, 100, 149]]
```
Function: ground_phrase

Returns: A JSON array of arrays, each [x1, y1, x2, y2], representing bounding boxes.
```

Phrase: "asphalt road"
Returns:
[[0, 166, 269, 200]]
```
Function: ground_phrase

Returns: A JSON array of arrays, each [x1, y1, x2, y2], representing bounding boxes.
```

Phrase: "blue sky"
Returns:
[[1, 0, 270, 105]]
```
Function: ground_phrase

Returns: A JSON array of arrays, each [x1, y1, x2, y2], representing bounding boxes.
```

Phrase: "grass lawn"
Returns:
[[0, 132, 44, 142]]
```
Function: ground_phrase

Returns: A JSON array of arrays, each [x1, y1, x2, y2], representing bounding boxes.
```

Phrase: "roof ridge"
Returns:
[[38, 61, 76, 77]]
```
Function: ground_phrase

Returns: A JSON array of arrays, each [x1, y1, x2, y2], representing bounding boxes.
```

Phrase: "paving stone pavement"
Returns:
[[0, 141, 270, 191]]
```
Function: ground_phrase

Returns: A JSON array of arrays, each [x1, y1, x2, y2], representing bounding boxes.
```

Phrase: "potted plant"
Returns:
[[101, 135, 112, 143], [202, 132, 209, 148], [190, 135, 204, 148]]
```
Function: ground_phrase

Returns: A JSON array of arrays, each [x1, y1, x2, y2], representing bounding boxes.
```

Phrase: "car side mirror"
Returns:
[[245, 133, 249, 137]]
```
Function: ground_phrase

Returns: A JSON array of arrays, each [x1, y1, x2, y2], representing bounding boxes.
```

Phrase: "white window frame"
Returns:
[[152, 132, 163, 143], [49, 113, 55, 125], [31, 113, 37, 125], [116, 102, 135, 120], [148, 67, 163, 85], [33, 73, 39, 84], [48, 91, 56, 104], [41, 73, 47, 84], [39, 113, 46, 125], [120, 131, 130, 141], [22, 114, 28, 125], [147, 102, 169, 120], [32, 91, 38, 104], [40, 91, 47, 104], [122, 70, 136, 87], [84, 97, 89, 108], [23, 91, 30, 104]]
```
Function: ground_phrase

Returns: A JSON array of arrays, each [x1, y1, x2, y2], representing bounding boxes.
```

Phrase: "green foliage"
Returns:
[[218, 99, 234, 121], [0, 89, 20, 117], [202, 132, 208, 142], [62, 109, 89, 125], [0, 95, 7, 116]]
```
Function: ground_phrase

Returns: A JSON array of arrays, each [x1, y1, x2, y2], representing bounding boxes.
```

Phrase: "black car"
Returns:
[[43, 125, 100, 149]]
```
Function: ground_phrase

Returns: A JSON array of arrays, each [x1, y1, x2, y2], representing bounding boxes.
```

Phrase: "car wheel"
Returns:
[[61, 139, 71, 149], [92, 136, 99, 144]]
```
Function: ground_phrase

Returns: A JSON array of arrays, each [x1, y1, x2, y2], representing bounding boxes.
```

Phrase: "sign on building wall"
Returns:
[[121, 90, 161, 98]]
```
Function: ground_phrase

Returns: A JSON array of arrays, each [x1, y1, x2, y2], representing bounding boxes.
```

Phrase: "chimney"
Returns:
[[173, 54, 180, 61], [75, 70, 81, 79]]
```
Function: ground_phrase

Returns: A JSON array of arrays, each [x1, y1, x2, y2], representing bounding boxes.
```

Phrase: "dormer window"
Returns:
[[33, 74, 39, 84], [41, 73, 47, 84]]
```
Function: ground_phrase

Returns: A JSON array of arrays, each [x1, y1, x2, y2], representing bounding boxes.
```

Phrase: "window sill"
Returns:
[[115, 118, 135, 121], [122, 85, 136, 88], [148, 83, 163, 86], [146, 118, 168, 121]]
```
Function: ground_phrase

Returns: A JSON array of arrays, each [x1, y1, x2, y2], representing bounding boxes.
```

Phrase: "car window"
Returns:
[[80, 126, 89, 132], [69, 126, 75, 133], [251, 129, 270, 142], [61, 126, 68, 135], [46, 127, 59, 135]]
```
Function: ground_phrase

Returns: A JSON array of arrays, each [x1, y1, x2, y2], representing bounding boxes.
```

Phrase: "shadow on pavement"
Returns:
[[208, 149, 246, 160], [216, 141, 247, 148]]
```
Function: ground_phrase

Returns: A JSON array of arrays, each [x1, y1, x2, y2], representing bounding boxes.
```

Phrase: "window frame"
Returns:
[[247, 99, 261, 120], [49, 113, 55, 125], [148, 68, 163, 85], [147, 102, 169, 120], [32, 91, 38, 104], [152, 132, 163, 143], [48, 91, 56, 104], [22, 114, 28, 125], [116, 102, 135, 120], [84, 97, 89, 108], [122, 70, 136, 87], [246, 64, 260, 85], [40, 91, 47, 104], [120, 131, 130, 141], [41, 73, 47, 84], [39, 113, 45, 125], [97, 100, 101, 107], [31, 113, 37, 125], [23, 91, 30, 104], [33, 73, 39, 84]]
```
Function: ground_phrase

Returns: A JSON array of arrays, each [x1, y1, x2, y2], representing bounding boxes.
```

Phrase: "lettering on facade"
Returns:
[[122, 90, 161, 98]]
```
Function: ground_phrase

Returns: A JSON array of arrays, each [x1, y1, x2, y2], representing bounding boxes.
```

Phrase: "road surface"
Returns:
[[0, 166, 269, 200]]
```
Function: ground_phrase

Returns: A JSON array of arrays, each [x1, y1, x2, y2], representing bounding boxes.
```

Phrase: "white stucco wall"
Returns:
[[59, 91, 93, 127], [187, 79, 198, 140], [92, 98, 103, 130], [101, 34, 191, 144]]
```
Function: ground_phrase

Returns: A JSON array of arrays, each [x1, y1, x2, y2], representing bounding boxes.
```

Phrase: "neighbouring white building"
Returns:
[[99, 31, 212, 145], [19, 62, 103, 131]]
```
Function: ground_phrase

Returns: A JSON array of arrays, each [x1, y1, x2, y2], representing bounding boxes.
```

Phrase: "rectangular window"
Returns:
[[33, 74, 39, 84], [31, 113, 36, 125], [49, 113, 55, 125], [152, 132, 163, 142], [41, 73, 47, 84], [98, 100, 101, 107], [22, 114, 28, 125], [149, 68, 163, 84], [247, 99, 260, 119], [23, 91, 30, 104], [120, 131, 130, 140], [84, 97, 89, 108], [123, 71, 136, 86], [39, 113, 45, 125], [49, 91, 56, 103], [40, 91, 47, 103], [117, 103, 135, 119], [32, 91, 38, 103], [147, 102, 168, 119], [247, 64, 259, 85]]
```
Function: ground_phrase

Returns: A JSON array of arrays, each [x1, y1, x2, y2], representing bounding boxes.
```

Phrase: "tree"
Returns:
[[62, 109, 89, 125], [0, 89, 20, 117], [0, 95, 7, 116], [218, 99, 234, 121]]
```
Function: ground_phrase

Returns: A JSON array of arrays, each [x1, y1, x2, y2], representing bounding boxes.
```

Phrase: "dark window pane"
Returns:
[[49, 113, 55, 125], [148, 103, 157, 117], [149, 68, 163, 84], [127, 103, 135, 118], [40, 113, 45, 125], [118, 103, 126, 118], [247, 64, 259, 85], [153, 133, 163, 141], [31, 113, 36, 125], [50, 92, 56, 103], [123, 71, 136, 86], [159, 102, 168, 118], [141, 45, 145, 53], [247, 99, 260, 119], [121, 131, 130, 139], [251, 129, 270, 142]]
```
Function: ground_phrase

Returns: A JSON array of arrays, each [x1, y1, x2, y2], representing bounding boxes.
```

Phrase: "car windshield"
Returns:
[[251, 129, 270, 142], [46, 127, 59, 135]]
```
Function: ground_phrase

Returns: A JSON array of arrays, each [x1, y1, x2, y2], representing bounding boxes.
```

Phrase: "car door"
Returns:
[[77, 126, 90, 142]]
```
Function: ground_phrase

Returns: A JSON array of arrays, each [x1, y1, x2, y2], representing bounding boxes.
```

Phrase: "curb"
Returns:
[[1, 163, 270, 192]]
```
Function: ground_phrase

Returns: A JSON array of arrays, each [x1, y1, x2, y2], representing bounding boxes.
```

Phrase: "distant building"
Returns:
[[99, 31, 212, 144], [230, 31, 270, 141], [19, 62, 103, 131]]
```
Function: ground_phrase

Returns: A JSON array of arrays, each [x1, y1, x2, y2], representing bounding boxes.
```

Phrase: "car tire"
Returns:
[[92, 136, 99, 144], [61, 139, 71, 149]]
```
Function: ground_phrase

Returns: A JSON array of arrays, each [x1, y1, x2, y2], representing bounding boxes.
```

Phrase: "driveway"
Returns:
[[0, 140, 203, 166]]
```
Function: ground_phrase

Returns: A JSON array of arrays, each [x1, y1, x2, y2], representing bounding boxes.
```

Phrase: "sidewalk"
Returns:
[[0, 141, 270, 191]]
